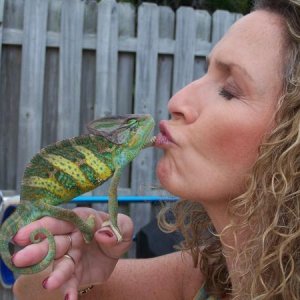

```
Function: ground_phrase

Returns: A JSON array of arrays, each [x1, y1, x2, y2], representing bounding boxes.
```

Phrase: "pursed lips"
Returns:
[[155, 121, 175, 147]]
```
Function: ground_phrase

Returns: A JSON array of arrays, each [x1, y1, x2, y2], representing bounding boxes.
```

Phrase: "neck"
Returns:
[[203, 203, 244, 292]]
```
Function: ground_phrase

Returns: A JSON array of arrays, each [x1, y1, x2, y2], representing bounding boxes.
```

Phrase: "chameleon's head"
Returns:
[[87, 114, 155, 152]]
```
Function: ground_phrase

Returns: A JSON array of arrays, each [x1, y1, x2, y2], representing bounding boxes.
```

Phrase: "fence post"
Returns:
[[16, 0, 48, 186], [57, 0, 84, 140], [173, 7, 196, 94], [94, 0, 119, 118], [117, 2, 136, 189], [0, 0, 4, 61], [193, 10, 211, 80], [211, 10, 242, 47], [153, 6, 174, 184], [41, 0, 61, 147], [131, 3, 159, 236]]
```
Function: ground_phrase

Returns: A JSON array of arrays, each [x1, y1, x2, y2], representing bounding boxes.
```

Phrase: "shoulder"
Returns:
[[177, 251, 204, 300], [153, 251, 204, 300]]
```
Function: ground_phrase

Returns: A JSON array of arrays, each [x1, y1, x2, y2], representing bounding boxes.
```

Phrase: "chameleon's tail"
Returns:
[[0, 205, 56, 274]]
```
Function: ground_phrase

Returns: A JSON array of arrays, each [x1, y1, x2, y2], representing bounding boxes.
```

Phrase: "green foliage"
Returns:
[[200, 0, 252, 14], [115, 0, 252, 14]]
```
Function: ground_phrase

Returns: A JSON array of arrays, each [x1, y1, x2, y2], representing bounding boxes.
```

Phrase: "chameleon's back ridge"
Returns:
[[0, 114, 155, 274]]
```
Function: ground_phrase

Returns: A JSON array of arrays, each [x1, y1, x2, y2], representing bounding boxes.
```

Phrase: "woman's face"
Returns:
[[156, 11, 284, 206]]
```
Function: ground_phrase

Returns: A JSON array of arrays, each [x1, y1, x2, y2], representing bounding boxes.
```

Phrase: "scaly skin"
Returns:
[[0, 114, 155, 274]]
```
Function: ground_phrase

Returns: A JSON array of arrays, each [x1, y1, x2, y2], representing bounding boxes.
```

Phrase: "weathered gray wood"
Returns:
[[131, 3, 159, 234], [153, 6, 174, 186], [0, 0, 5, 188], [0, 0, 23, 190], [16, 0, 48, 186], [211, 10, 242, 47], [173, 7, 196, 94], [41, 0, 61, 147], [0, 286, 15, 299], [57, 0, 84, 140], [117, 3, 135, 116], [117, 2, 136, 257], [194, 10, 211, 80], [2, 0, 24, 29], [0, 1, 243, 259], [80, 0, 97, 133], [94, 0, 118, 118], [116, 3, 135, 189], [0, 0, 5, 60], [92, 0, 119, 201]]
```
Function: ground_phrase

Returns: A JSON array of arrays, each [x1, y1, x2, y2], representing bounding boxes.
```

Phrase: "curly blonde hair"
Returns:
[[158, 1, 300, 299]]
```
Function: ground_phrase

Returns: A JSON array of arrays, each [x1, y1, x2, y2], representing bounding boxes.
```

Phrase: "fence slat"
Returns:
[[194, 10, 211, 80], [16, 0, 48, 186], [80, 0, 97, 133], [117, 3, 136, 189], [131, 3, 159, 234], [94, 0, 118, 118], [57, 0, 84, 140], [173, 7, 196, 94], [41, 0, 61, 147], [211, 10, 243, 46], [0, 0, 4, 60], [0, 0, 23, 190], [153, 6, 174, 185], [91, 0, 119, 200]]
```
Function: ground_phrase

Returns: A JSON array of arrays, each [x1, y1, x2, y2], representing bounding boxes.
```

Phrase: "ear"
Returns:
[[87, 115, 134, 145]]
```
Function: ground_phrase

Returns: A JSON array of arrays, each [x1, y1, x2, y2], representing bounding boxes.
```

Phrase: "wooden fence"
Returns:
[[0, 0, 242, 296], [0, 0, 241, 293]]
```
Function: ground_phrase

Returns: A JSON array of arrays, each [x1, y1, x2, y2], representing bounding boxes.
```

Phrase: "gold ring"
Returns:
[[66, 234, 72, 252], [64, 254, 76, 266]]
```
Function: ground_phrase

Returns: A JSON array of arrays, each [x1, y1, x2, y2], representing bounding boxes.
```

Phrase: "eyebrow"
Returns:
[[206, 56, 255, 82]]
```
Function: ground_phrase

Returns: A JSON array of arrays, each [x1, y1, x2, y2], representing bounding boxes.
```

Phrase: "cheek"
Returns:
[[205, 118, 267, 169]]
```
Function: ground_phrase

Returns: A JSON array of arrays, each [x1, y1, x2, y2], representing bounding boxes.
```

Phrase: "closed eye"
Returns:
[[219, 88, 235, 100]]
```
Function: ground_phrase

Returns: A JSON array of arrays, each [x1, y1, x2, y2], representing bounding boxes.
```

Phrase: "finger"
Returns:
[[43, 249, 80, 290], [13, 267, 63, 300], [95, 213, 134, 259], [13, 217, 75, 246], [12, 234, 78, 268], [60, 275, 80, 300], [13, 208, 107, 246]]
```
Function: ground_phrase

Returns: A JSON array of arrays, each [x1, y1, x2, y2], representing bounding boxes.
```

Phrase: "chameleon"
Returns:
[[0, 114, 155, 274]]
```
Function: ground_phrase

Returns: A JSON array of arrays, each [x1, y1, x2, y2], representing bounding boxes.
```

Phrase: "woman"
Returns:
[[12, 0, 300, 299]]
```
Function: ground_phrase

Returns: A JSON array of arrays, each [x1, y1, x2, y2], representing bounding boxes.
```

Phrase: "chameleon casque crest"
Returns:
[[0, 114, 155, 274]]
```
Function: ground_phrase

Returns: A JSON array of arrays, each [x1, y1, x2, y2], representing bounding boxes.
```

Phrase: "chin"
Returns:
[[156, 160, 182, 197], [156, 158, 176, 190]]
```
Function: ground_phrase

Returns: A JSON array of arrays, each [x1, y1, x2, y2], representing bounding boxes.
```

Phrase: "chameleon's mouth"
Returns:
[[142, 136, 157, 149]]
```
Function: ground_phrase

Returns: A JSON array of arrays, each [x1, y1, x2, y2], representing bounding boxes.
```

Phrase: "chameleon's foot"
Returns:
[[101, 220, 123, 243]]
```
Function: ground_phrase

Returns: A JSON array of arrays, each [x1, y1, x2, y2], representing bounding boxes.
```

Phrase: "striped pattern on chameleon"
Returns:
[[21, 135, 116, 204]]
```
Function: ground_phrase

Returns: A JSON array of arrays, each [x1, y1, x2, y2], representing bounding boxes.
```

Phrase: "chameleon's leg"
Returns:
[[102, 167, 123, 242], [38, 204, 96, 243]]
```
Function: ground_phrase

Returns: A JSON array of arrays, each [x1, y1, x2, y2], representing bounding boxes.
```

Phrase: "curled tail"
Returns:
[[0, 205, 56, 274]]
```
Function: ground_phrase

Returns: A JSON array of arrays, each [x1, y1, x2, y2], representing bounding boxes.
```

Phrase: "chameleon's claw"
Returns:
[[101, 220, 123, 243]]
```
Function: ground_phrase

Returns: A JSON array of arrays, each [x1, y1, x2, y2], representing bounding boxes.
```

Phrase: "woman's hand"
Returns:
[[12, 207, 134, 300]]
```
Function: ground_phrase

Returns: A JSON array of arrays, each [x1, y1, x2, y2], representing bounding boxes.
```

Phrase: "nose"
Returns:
[[168, 82, 199, 124]]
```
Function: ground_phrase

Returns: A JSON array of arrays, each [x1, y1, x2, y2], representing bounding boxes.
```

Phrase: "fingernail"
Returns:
[[64, 294, 70, 300], [42, 277, 49, 289], [97, 229, 114, 238]]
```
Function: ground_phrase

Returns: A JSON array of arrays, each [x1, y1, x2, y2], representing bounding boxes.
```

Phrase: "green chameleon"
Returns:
[[0, 114, 155, 274]]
